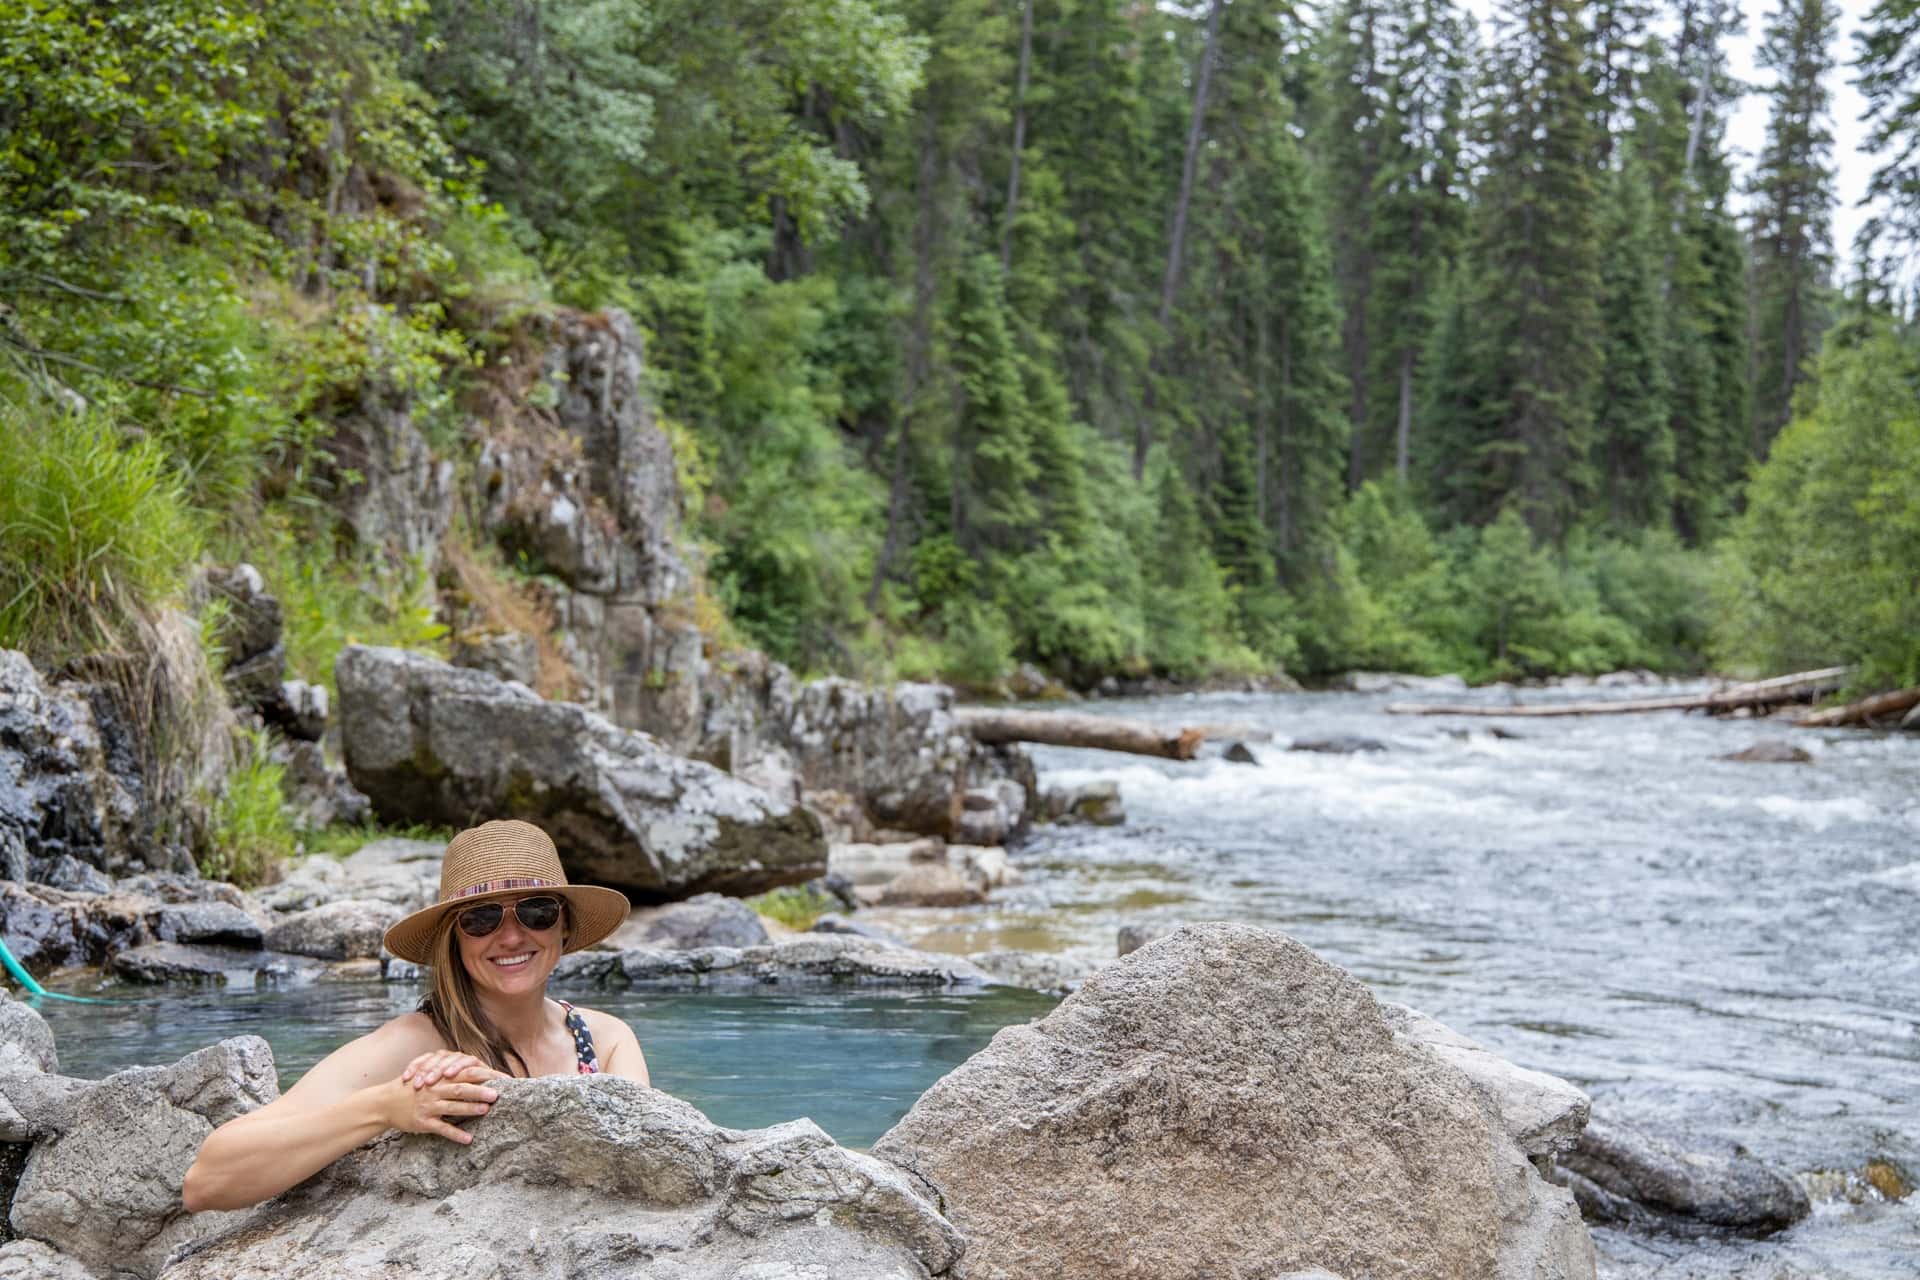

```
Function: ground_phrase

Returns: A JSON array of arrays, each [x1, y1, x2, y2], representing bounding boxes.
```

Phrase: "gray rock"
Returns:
[[109, 943, 327, 986], [11, 1038, 278, 1279], [970, 949, 1083, 995], [1557, 1116, 1812, 1236], [337, 646, 826, 898], [1223, 740, 1260, 764], [162, 1077, 958, 1280], [0, 652, 146, 880], [875, 863, 987, 908], [312, 386, 454, 564], [1041, 780, 1125, 827], [804, 870, 860, 911], [1332, 671, 1468, 695], [1116, 921, 1176, 956], [0, 1239, 97, 1279], [611, 893, 770, 950], [25, 857, 111, 897], [0, 999, 57, 1075], [808, 914, 907, 947], [262, 899, 400, 960], [269, 739, 369, 830], [1288, 734, 1389, 754], [450, 630, 540, 687], [548, 950, 624, 984], [1381, 1003, 1590, 1163], [955, 779, 1028, 846], [257, 837, 442, 914], [149, 901, 262, 948], [873, 922, 1594, 1280], [197, 564, 286, 710], [276, 678, 329, 742], [1719, 739, 1814, 764]]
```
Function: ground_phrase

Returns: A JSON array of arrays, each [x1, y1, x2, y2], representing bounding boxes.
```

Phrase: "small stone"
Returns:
[[1288, 735, 1388, 755], [1719, 740, 1813, 764], [1223, 741, 1259, 764], [876, 864, 987, 908]]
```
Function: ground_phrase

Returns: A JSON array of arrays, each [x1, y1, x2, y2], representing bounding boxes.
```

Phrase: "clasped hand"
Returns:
[[387, 1051, 500, 1144]]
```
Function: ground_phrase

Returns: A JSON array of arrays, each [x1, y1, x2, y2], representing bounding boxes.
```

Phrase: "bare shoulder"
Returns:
[[568, 1005, 648, 1083], [570, 1005, 639, 1048]]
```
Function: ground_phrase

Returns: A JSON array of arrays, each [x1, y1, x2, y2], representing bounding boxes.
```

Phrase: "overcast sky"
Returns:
[[1457, 0, 1880, 264]]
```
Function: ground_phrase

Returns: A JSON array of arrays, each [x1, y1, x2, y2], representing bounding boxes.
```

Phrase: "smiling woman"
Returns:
[[181, 821, 643, 1213]]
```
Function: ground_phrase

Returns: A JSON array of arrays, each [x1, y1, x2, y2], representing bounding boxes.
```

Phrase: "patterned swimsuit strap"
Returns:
[[556, 999, 600, 1075]]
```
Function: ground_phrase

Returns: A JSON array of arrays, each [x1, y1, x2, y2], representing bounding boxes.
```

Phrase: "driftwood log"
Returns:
[[957, 708, 1205, 760], [1796, 686, 1920, 728], [1384, 666, 1854, 718]]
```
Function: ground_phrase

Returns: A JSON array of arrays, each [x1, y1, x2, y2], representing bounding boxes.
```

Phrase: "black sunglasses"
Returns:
[[456, 895, 564, 938]]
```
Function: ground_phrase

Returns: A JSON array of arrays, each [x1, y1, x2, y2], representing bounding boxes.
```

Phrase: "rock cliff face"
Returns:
[[465, 309, 1030, 841]]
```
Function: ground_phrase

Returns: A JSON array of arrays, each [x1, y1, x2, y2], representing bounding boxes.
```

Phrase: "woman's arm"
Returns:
[[181, 1015, 498, 1212]]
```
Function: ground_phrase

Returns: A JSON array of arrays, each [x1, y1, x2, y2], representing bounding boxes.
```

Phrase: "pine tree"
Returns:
[[1428, 0, 1605, 539], [1747, 0, 1838, 453], [1594, 159, 1675, 527], [1855, 0, 1920, 259]]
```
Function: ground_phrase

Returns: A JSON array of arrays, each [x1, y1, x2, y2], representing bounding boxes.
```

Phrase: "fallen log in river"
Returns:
[[957, 708, 1205, 759], [1384, 666, 1854, 718], [1795, 685, 1920, 728]]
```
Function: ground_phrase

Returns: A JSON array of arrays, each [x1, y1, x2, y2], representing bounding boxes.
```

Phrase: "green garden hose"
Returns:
[[0, 934, 121, 1004]]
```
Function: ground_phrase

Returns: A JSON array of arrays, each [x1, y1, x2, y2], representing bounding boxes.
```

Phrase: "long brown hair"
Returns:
[[418, 904, 573, 1076]]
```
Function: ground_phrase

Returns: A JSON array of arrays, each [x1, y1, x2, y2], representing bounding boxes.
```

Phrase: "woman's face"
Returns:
[[453, 895, 567, 1001]]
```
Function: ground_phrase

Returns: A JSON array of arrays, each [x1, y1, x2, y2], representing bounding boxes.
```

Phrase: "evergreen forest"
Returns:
[[4, 0, 1919, 702]]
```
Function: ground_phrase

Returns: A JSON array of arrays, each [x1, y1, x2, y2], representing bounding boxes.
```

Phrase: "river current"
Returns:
[[865, 684, 1920, 1278], [32, 684, 1919, 1276]]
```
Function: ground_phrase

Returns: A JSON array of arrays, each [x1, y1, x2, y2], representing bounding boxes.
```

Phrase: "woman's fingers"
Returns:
[[443, 1064, 498, 1087], [426, 1118, 474, 1145], [438, 1081, 499, 1104], [430, 1098, 493, 1118]]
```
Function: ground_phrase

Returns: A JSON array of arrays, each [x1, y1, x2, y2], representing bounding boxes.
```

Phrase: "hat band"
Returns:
[[448, 876, 561, 902]]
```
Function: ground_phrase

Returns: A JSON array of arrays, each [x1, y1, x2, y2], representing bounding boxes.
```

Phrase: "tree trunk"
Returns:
[[1796, 686, 1920, 728], [1395, 345, 1414, 482], [1000, 0, 1035, 275], [1385, 666, 1855, 717], [957, 708, 1206, 760], [1137, 0, 1226, 481]]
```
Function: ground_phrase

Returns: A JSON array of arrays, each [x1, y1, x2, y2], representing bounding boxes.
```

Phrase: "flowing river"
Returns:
[[33, 684, 1920, 1277]]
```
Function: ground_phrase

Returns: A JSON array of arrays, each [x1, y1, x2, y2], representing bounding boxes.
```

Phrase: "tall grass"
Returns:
[[199, 730, 296, 887], [0, 407, 205, 662]]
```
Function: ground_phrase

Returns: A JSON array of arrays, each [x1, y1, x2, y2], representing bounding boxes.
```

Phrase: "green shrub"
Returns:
[[0, 407, 204, 662], [200, 732, 297, 887], [746, 884, 839, 931]]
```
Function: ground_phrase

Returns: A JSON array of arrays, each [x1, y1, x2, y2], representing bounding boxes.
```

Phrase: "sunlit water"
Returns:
[[28, 685, 1920, 1274], [32, 979, 1056, 1149]]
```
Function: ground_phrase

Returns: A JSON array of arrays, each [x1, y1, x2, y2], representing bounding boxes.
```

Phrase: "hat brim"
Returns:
[[382, 883, 631, 965]]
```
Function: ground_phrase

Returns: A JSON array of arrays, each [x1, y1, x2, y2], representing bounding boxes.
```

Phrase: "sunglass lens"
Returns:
[[457, 903, 505, 938], [515, 896, 562, 931]]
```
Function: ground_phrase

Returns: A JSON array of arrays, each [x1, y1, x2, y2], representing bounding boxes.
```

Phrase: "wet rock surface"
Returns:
[[336, 646, 825, 899], [1718, 739, 1814, 764], [873, 922, 1594, 1280], [1558, 1116, 1813, 1237], [1040, 779, 1125, 826], [109, 943, 328, 987]]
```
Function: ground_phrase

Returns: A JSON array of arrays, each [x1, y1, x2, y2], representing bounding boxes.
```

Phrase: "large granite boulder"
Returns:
[[872, 923, 1595, 1280], [607, 893, 770, 950], [337, 646, 825, 900], [254, 837, 442, 914], [6, 1038, 278, 1279], [163, 1077, 961, 1280], [262, 899, 401, 960], [1557, 1116, 1812, 1236]]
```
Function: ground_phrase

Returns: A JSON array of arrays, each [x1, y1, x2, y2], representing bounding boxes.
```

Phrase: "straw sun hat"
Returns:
[[382, 820, 630, 964]]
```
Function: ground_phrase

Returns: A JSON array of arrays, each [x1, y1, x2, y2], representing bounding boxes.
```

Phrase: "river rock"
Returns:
[[609, 893, 770, 950], [970, 949, 1083, 995], [1116, 921, 1177, 956], [875, 863, 988, 908], [163, 1077, 960, 1280], [1719, 740, 1814, 765], [150, 901, 263, 948], [1332, 671, 1468, 695], [1289, 734, 1389, 754], [257, 837, 443, 914], [1041, 780, 1125, 826], [9, 1037, 277, 1279], [262, 899, 400, 960], [336, 646, 824, 899], [1557, 1116, 1812, 1236], [808, 913, 907, 947], [109, 942, 328, 986], [1382, 1003, 1590, 1164], [955, 780, 1027, 846], [1223, 740, 1260, 764], [873, 922, 1594, 1280], [0, 999, 56, 1077]]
